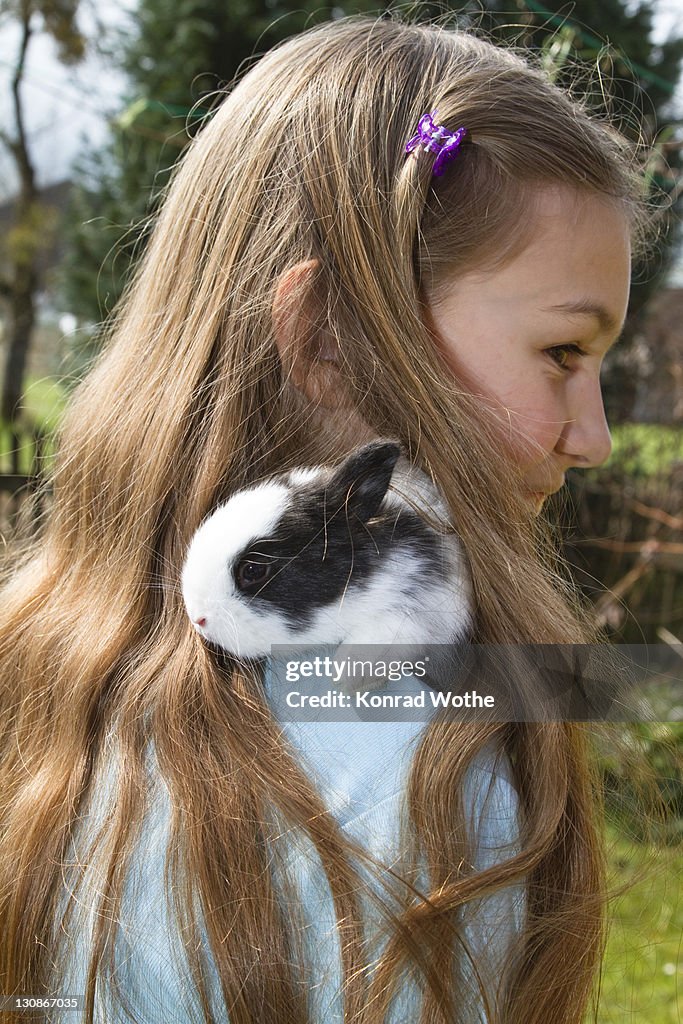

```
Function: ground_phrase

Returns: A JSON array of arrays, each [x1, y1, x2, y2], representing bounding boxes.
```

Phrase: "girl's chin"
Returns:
[[526, 490, 547, 513]]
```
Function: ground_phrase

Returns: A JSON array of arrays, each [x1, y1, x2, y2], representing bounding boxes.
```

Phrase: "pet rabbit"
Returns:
[[181, 440, 473, 660]]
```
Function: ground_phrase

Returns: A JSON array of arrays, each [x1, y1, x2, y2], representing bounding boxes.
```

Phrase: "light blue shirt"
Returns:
[[53, 661, 526, 1022]]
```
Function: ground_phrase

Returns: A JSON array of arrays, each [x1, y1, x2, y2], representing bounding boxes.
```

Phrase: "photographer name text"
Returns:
[[285, 689, 494, 709]]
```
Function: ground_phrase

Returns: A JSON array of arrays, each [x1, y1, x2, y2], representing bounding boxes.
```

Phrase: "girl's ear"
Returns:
[[272, 259, 379, 447], [271, 259, 342, 409]]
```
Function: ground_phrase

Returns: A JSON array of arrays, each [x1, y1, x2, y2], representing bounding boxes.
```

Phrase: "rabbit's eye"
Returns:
[[237, 559, 273, 589]]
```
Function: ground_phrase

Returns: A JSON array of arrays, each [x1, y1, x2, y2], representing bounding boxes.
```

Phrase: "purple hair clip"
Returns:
[[405, 110, 468, 177]]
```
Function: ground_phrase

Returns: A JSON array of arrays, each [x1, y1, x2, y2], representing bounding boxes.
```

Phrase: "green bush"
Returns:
[[606, 423, 683, 477]]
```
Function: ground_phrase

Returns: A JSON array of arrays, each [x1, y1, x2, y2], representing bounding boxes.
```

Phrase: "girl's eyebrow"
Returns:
[[542, 299, 621, 335]]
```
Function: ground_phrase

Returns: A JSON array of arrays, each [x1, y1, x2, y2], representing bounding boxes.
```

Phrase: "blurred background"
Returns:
[[0, 0, 681, 1019]]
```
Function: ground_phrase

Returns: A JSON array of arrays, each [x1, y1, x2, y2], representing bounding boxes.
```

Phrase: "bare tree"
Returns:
[[0, 0, 85, 423]]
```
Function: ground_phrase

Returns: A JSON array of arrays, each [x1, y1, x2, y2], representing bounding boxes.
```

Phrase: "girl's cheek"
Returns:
[[504, 403, 563, 464]]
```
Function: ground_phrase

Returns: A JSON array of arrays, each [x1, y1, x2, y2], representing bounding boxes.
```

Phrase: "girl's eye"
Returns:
[[545, 343, 586, 370]]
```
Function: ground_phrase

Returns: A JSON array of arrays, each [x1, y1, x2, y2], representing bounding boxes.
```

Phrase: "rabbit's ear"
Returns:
[[326, 441, 402, 523]]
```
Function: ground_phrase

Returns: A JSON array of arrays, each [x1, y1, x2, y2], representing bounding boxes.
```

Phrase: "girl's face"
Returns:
[[424, 187, 631, 512]]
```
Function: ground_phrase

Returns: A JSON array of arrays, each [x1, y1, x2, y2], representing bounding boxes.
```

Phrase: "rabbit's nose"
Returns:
[[194, 617, 207, 628]]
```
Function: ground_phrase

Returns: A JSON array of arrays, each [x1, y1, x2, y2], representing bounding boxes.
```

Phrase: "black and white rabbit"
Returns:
[[181, 440, 473, 660]]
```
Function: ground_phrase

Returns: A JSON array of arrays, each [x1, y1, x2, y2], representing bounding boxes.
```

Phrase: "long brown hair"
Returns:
[[0, 14, 660, 1024]]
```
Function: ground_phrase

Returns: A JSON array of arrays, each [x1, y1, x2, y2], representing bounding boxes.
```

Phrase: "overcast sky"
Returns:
[[0, 0, 134, 200], [0, 0, 682, 203]]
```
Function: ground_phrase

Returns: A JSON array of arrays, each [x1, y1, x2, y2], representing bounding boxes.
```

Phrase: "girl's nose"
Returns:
[[561, 377, 613, 469]]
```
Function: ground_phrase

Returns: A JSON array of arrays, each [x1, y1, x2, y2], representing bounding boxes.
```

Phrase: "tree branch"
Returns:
[[0, 127, 18, 157], [12, 0, 36, 197]]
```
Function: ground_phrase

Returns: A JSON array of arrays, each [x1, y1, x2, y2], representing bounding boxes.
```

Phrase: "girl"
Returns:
[[0, 13, 657, 1024]]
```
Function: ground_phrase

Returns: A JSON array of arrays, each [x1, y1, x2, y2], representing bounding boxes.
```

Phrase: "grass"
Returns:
[[20, 375, 69, 432], [0, 376, 68, 473], [596, 825, 683, 1023]]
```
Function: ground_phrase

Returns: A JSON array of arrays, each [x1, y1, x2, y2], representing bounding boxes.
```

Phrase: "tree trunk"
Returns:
[[2, 263, 36, 422], [1, 1, 37, 425]]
